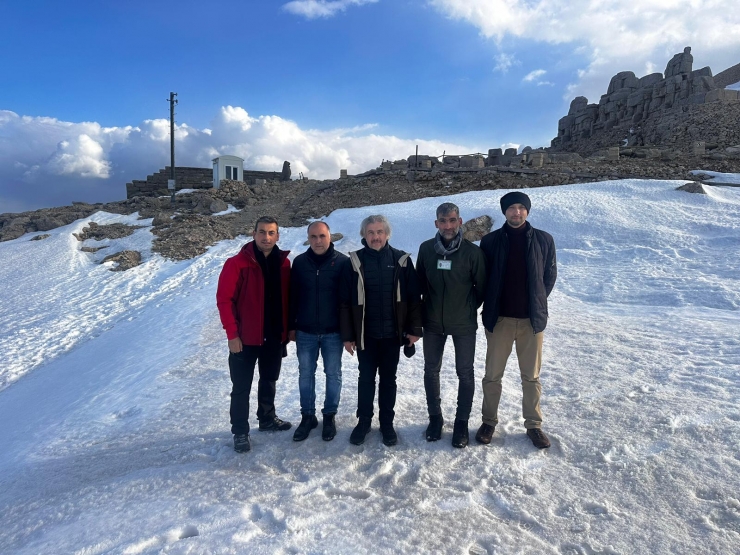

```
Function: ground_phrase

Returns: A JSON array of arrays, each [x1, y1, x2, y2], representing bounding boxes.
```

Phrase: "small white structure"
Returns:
[[212, 155, 244, 188]]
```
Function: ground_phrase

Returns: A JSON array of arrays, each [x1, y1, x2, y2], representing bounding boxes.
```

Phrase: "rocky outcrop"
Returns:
[[676, 182, 707, 194], [553, 47, 740, 154], [30, 234, 51, 241], [302, 232, 345, 246], [101, 250, 142, 271], [461, 215, 493, 242], [73, 222, 143, 242]]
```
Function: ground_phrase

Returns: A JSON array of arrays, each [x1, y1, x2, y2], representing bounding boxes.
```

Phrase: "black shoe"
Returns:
[[426, 414, 444, 442], [527, 428, 551, 449], [475, 423, 495, 445], [451, 419, 469, 448], [259, 416, 292, 432], [349, 417, 372, 445], [322, 414, 337, 441], [233, 433, 251, 453], [293, 414, 318, 441], [380, 423, 398, 446]]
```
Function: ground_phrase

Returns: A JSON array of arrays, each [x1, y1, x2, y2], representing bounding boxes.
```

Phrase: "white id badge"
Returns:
[[437, 260, 452, 270]]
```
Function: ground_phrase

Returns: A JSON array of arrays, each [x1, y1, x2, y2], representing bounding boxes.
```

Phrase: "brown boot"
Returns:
[[526, 428, 551, 449], [475, 423, 495, 444]]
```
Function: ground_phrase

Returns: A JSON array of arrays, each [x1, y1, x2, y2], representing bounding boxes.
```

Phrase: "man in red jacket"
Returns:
[[216, 216, 293, 453]]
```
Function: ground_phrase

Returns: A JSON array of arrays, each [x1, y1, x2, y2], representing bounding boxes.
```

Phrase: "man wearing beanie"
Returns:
[[476, 191, 557, 449]]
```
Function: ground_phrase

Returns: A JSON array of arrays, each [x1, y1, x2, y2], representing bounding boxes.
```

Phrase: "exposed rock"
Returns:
[[73, 221, 143, 241], [152, 212, 173, 227], [676, 182, 707, 194], [101, 250, 142, 271], [210, 198, 229, 213], [30, 234, 51, 241], [35, 217, 66, 231], [302, 232, 345, 246], [462, 215, 494, 242], [81, 246, 110, 253]]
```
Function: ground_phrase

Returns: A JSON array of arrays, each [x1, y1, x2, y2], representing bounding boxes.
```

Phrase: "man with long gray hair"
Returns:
[[340, 215, 423, 446], [416, 202, 486, 448]]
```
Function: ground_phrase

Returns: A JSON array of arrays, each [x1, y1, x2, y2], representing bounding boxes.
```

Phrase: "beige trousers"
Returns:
[[482, 317, 543, 429]]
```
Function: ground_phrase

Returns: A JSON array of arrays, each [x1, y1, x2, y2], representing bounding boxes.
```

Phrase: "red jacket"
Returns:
[[216, 241, 291, 345]]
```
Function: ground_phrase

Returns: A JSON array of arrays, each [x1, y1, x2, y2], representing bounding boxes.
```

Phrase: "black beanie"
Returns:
[[500, 191, 531, 214]]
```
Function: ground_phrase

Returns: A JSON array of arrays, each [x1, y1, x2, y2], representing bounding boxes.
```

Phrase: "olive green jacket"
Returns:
[[415, 237, 487, 335]]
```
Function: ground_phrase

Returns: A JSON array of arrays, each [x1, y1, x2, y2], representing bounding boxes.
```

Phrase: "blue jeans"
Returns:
[[296, 331, 343, 415]]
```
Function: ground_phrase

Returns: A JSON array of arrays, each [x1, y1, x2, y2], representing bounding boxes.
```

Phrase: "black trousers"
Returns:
[[356, 337, 401, 425], [228, 340, 283, 435], [423, 332, 476, 421]]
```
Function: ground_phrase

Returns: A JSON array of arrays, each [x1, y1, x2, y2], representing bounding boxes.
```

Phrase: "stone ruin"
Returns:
[[357, 145, 575, 179], [126, 161, 292, 199], [552, 47, 740, 150]]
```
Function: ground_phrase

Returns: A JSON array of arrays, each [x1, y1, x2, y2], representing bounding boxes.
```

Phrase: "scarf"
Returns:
[[433, 229, 463, 256]]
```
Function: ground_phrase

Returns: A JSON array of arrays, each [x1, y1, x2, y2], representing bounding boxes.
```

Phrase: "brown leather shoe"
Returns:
[[475, 423, 495, 444], [527, 428, 551, 449]]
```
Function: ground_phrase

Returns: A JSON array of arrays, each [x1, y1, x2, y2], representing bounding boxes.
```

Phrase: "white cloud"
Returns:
[[47, 134, 111, 178], [429, 0, 740, 103], [494, 52, 519, 73], [282, 0, 378, 19], [0, 107, 480, 211], [523, 69, 547, 82], [523, 69, 553, 86]]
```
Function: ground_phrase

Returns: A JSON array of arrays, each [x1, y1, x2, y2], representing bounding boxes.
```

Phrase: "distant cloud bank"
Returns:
[[0, 107, 480, 212]]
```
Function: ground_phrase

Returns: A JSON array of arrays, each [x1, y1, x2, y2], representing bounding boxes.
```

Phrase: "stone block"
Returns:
[[639, 73, 663, 88], [460, 155, 485, 169], [627, 91, 645, 107], [504, 148, 518, 156], [705, 88, 739, 102], [568, 96, 589, 115], [529, 152, 545, 168], [381, 161, 392, 171], [606, 147, 620, 161], [340, 169, 348, 179]]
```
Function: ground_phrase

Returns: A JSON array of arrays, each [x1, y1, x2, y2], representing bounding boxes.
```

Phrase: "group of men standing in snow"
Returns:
[[216, 191, 557, 454]]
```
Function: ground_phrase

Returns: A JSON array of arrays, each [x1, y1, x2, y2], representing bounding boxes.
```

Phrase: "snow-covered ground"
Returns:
[[1, 179, 739, 554]]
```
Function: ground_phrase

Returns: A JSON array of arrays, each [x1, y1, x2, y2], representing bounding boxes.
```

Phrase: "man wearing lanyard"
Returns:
[[416, 203, 487, 448]]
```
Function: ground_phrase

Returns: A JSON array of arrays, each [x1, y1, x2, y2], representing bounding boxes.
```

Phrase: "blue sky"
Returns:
[[1, 0, 739, 211]]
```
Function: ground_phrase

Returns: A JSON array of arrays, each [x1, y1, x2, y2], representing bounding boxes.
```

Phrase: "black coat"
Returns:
[[289, 244, 349, 334], [480, 221, 557, 334], [339, 243, 423, 350]]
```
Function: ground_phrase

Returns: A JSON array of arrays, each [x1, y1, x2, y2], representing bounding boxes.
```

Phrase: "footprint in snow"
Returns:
[[324, 487, 372, 500]]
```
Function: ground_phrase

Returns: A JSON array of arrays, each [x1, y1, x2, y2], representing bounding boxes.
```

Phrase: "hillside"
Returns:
[[1, 180, 739, 553]]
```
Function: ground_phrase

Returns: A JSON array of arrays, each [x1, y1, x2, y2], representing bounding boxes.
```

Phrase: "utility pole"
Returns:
[[168, 92, 178, 205]]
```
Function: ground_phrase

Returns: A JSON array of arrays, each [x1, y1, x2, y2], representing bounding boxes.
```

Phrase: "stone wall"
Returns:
[[243, 170, 284, 184], [125, 167, 213, 198], [552, 47, 740, 153]]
